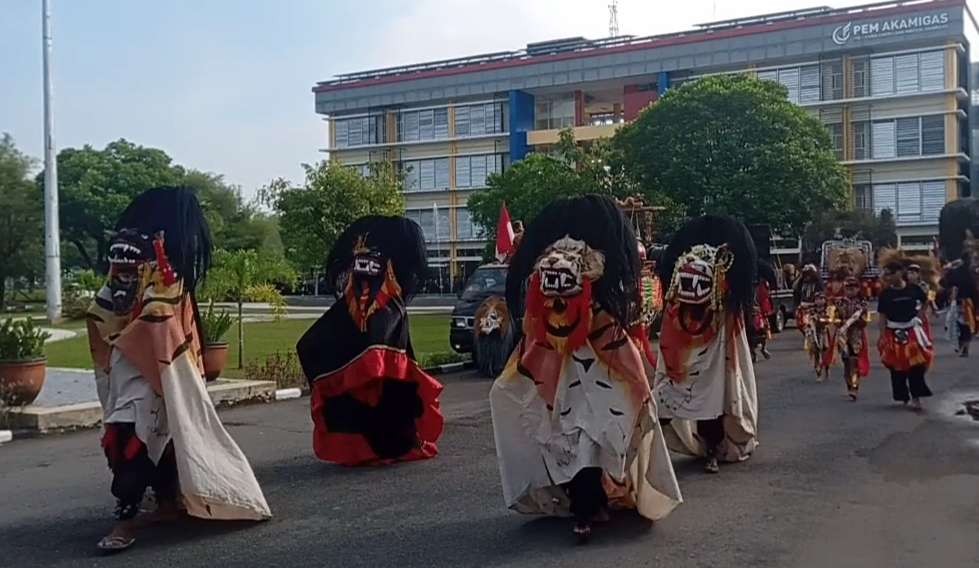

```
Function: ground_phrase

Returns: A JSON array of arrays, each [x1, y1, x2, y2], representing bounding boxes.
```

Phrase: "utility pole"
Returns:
[[42, 0, 63, 322]]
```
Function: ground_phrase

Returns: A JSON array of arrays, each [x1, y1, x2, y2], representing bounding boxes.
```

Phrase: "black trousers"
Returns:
[[889, 365, 932, 402], [959, 323, 974, 344], [567, 467, 608, 523], [103, 423, 179, 520]]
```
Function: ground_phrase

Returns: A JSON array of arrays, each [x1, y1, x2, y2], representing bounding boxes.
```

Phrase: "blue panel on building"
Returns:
[[658, 71, 670, 95], [509, 90, 535, 162]]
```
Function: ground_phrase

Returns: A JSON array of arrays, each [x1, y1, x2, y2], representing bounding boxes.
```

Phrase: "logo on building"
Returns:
[[831, 12, 950, 46]]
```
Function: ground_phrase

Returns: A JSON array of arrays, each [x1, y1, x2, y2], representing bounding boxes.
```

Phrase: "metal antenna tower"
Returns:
[[608, 0, 620, 37]]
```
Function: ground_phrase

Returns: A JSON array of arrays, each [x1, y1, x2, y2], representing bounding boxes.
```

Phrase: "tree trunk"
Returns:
[[237, 299, 244, 369], [71, 239, 96, 271], [0, 273, 7, 311]]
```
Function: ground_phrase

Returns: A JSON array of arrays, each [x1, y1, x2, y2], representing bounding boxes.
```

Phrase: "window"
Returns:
[[405, 208, 450, 242], [868, 115, 946, 159], [821, 60, 843, 101], [852, 121, 871, 160], [535, 95, 575, 130], [800, 65, 822, 103], [826, 123, 843, 160], [921, 115, 945, 155], [348, 163, 371, 178], [896, 117, 921, 157], [872, 121, 896, 159], [333, 115, 385, 148], [851, 58, 869, 98], [778, 67, 801, 103], [398, 108, 450, 142], [455, 208, 485, 241], [401, 158, 450, 193], [455, 154, 507, 188], [869, 51, 945, 97], [871, 181, 946, 225], [454, 102, 506, 137], [854, 184, 872, 210]]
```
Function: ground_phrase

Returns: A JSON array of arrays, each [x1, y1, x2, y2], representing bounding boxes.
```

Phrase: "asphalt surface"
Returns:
[[2, 328, 978, 568]]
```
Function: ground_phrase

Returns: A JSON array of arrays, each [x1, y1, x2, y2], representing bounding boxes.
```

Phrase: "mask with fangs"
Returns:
[[106, 228, 155, 315]]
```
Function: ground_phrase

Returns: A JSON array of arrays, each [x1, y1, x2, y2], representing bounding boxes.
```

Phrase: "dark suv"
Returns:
[[449, 264, 508, 353]]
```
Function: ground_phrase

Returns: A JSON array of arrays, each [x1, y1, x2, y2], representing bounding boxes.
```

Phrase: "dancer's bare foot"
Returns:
[[911, 398, 923, 412]]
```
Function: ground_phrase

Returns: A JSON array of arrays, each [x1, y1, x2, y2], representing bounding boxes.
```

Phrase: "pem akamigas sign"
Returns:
[[832, 11, 951, 46]]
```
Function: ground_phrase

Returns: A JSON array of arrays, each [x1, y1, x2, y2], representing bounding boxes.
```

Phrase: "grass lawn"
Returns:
[[45, 314, 454, 378]]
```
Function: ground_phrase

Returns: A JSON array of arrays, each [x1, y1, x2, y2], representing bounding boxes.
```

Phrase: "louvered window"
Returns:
[[418, 110, 434, 140], [896, 117, 921, 157], [778, 68, 801, 103], [852, 57, 869, 98], [821, 60, 843, 101], [334, 120, 349, 149], [757, 69, 777, 83], [871, 57, 895, 96], [921, 181, 946, 222], [897, 182, 922, 218], [434, 109, 449, 139], [434, 158, 449, 189], [852, 121, 871, 160], [873, 184, 897, 216], [455, 156, 471, 188], [919, 51, 945, 91], [872, 121, 896, 159], [921, 115, 945, 155], [800, 65, 822, 103], [455, 106, 470, 137], [895, 54, 920, 94]]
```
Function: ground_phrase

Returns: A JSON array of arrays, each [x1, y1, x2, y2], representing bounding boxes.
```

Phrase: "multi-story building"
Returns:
[[314, 0, 979, 284]]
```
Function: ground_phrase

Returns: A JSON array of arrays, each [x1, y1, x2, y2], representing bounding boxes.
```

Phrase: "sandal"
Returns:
[[573, 522, 592, 544], [97, 535, 135, 553]]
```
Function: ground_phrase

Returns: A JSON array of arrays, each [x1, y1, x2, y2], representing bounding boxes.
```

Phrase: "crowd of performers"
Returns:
[[85, 187, 977, 552]]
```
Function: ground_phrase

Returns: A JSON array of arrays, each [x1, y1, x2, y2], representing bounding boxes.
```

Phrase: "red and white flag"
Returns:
[[495, 202, 515, 262]]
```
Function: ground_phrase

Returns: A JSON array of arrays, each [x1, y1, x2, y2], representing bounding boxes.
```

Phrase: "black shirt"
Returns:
[[877, 285, 926, 323]]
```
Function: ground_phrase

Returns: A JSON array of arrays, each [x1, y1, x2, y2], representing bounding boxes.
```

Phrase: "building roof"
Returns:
[[313, 0, 967, 94]]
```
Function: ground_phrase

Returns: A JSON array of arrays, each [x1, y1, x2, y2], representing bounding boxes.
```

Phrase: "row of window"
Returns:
[[823, 115, 947, 161], [334, 102, 508, 149], [755, 49, 946, 105], [404, 207, 486, 243], [401, 153, 508, 192], [854, 180, 946, 225]]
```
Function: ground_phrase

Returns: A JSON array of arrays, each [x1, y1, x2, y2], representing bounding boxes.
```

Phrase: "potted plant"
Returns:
[[200, 302, 233, 382], [0, 317, 51, 406]]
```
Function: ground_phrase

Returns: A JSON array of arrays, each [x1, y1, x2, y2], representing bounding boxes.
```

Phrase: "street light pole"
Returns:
[[42, 0, 63, 322]]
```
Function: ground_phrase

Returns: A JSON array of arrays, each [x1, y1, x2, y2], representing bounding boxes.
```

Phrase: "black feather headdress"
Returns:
[[658, 215, 757, 314], [505, 195, 640, 325], [114, 186, 212, 293], [325, 216, 428, 300]]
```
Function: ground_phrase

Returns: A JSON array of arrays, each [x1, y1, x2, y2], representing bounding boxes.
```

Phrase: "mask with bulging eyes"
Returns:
[[344, 234, 400, 332], [106, 229, 155, 315], [525, 236, 606, 353], [479, 306, 502, 335]]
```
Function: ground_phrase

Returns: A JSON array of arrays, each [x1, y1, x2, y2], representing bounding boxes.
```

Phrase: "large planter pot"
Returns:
[[0, 358, 46, 406], [203, 343, 229, 382]]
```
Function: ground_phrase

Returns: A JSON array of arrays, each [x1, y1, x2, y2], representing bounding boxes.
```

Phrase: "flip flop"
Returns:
[[573, 522, 592, 545], [97, 535, 135, 553]]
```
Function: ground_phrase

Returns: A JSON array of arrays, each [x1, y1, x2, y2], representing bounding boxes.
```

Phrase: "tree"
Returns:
[[201, 249, 296, 368], [0, 134, 43, 308], [260, 161, 405, 275], [614, 74, 849, 235], [468, 130, 682, 254], [39, 139, 283, 271], [802, 208, 898, 256], [38, 139, 183, 271]]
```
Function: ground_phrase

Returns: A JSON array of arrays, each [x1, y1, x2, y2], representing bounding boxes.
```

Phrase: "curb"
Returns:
[[423, 360, 472, 375], [275, 388, 302, 401]]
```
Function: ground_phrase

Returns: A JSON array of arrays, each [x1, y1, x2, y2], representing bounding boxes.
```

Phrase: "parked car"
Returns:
[[449, 264, 508, 353]]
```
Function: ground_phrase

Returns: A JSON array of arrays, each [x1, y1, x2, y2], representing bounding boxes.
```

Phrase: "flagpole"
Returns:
[[42, 0, 63, 322]]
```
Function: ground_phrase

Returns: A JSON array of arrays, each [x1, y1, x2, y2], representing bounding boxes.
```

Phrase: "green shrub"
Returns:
[[0, 317, 50, 361], [243, 351, 306, 390], [417, 351, 468, 368], [200, 301, 234, 345]]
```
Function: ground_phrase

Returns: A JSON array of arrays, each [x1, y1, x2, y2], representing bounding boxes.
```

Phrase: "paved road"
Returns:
[[1, 330, 978, 568]]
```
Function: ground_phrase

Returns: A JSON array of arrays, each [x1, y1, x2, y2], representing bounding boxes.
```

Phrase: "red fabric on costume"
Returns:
[[879, 328, 933, 372], [756, 281, 774, 317], [310, 347, 443, 466]]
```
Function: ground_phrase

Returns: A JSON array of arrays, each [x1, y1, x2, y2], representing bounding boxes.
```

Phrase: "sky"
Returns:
[[1, 0, 877, 199]]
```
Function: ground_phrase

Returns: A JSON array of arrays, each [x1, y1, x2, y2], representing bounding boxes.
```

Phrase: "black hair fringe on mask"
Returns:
[[658, 215, 758, 314], [115, 186, 212, 293], [505, 194, 640, 325], [325, 216, 428, 301]]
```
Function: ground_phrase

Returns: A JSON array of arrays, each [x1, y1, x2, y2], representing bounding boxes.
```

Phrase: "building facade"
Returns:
[[314, 0, 979, 282]]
